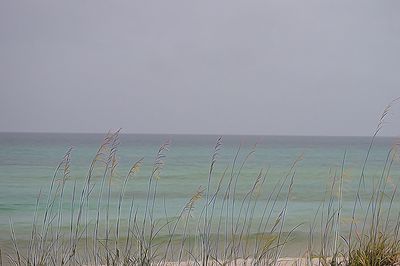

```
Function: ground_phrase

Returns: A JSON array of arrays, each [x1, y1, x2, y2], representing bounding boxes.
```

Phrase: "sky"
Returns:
[[1, 0, 400, 136]]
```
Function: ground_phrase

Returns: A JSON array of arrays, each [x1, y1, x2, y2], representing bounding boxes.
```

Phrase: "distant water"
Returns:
[[1, 133, 399, 252]]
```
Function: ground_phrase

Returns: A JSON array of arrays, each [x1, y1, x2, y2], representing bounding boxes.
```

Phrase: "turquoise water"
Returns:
[[0, 133, 399, 251]]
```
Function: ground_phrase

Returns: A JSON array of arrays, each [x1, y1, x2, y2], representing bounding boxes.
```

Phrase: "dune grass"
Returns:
[[4, 130, 302, 265], [4, 101, 400, 265]]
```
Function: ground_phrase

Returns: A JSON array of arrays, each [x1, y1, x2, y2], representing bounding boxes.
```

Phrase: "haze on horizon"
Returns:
[[1, 0, 400, 137]]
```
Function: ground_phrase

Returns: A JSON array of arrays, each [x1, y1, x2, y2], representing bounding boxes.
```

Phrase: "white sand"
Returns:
[[86, 257, 337, 265], [162, 257, 331, 266]]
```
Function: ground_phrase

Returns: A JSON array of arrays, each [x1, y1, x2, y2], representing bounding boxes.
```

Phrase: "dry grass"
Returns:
[[5, 99, 400, 265]]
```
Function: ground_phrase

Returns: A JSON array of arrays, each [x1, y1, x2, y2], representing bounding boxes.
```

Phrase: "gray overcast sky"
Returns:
[[1, 1, 400, 136]]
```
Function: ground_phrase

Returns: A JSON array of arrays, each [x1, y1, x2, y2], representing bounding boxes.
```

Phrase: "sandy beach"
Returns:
[[133, 258, 334, 266]]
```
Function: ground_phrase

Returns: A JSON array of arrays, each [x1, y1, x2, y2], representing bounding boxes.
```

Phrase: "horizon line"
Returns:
[[0, 130, 398, 138]]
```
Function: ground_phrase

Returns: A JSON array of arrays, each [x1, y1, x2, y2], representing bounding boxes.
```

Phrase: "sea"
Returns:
[[0, 133, 399, 256]]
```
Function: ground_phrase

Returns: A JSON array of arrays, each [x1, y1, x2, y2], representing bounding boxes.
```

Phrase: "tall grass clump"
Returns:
[[343, 99, 400, 266], [306, 98, 400, 266], [346, 142, 400, 266]]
